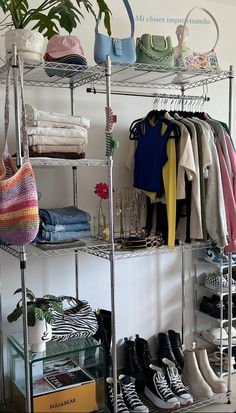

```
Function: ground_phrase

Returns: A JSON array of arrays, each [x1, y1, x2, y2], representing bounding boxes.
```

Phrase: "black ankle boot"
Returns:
[[123, 337, 146, 390], [135, 334, 152, 373], [168, 330, 184, 369], [157, 332, 181, 372]]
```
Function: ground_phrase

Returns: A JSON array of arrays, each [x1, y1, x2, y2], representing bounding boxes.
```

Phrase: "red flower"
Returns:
[[94, 182, 109, 200]]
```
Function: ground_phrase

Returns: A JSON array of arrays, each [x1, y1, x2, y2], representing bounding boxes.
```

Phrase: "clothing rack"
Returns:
[[86, 87, 210, 102]]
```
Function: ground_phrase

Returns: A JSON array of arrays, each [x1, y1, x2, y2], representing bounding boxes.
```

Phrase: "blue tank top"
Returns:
[[134, 117, 174, 192]]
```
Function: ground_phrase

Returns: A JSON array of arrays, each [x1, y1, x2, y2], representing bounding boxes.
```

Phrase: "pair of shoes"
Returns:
[[204, 247, 235, 265], [223, 296, 236, 317], [200, 327, 236, 346], [199, 295, 228, 319], [106, 375, 149, 412], [208, 350, 235, 372], [157, 331, 184, 372], [123, 335, 152, 390], [182, 348, 227, 401], [144, 362, 193, 409], [202, 271, 236, 293]]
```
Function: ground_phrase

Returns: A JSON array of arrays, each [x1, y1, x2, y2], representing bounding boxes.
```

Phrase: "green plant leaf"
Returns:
[[44, 312, 55, 325], [51, 302, 64, 313], [43, 294, 60, 301], [27, 308, 36, 326], [7, 307, 23, 323], [97, 0, 111, 36], [31, 13, 60, 39], [34, 307, 45, 321]]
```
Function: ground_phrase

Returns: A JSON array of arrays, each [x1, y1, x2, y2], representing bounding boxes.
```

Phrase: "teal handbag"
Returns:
[[94, 0, 136, 64], [136, 34, 174, 68]]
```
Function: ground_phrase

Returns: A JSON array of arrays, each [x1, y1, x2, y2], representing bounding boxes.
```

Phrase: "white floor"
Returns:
[[194, 374, 236, 412]]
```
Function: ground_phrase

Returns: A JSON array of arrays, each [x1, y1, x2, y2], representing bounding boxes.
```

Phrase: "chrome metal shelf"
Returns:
[[0, 62, 231, 90], [30, 158, 110, 168], [0, 241, 211, 261], [198, 311, 236, 324], [197, 258, 236, 269]]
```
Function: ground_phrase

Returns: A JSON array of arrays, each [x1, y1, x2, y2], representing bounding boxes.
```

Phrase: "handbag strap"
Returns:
[[4, 57, 29, 160], [59, 295, 85, 310], [181, 6, 219, 52], [95, 0, 134, 37]]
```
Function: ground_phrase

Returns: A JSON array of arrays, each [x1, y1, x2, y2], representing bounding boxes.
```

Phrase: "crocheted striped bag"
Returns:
[[0, 59, 39, 246]]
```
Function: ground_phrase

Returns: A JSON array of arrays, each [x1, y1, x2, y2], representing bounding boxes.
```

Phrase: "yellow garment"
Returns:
[[162, 139, 176, 248]]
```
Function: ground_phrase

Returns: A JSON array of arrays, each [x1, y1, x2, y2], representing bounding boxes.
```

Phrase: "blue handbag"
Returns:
[[94, 0, 136, 64]]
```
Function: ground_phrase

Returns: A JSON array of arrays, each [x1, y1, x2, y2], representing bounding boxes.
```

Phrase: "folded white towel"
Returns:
[[28, 136, 88, 146], [27, 126, 87, 139], [26, 104, 90, 129], [27, 120, 88, 129], [31, 144, 85, 154]]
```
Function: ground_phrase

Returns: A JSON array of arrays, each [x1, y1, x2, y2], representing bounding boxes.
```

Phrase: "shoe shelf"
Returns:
[[0, 241, 211, 261], [0, 62, 231, 90], [199, 285, 236, 297], [198, 311, 236, 324], [197, 258, 236, 269], [139, 392, 228, 413]]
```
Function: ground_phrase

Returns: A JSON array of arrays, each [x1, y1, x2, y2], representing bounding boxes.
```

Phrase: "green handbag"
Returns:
[[136, 34, 174, 68]]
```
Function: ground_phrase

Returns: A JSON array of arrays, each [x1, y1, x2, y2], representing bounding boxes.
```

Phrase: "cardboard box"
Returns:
[[11, 380, 97, 413]]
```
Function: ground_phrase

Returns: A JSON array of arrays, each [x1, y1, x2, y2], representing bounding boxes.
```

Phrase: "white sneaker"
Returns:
[[203, 272, 229, 293]]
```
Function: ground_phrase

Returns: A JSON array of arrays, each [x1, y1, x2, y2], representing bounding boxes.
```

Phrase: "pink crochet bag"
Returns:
[[0, 59, 39, 246]]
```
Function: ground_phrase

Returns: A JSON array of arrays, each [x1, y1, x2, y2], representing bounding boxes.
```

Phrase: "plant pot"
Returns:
[[5, 29, 45, 64], [28, 320, 52, 353]]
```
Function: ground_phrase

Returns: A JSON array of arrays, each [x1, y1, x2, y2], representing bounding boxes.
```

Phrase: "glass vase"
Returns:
[[97, 201, 106, 239]]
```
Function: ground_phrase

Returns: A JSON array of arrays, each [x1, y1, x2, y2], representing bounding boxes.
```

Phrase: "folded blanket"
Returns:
[[31, 144, 85, 154], [26, 104, 90, 129], [28, 120, 88, 129], [39, 206, 91, 225], [27, 126, 87, 138], [28, 136, 87, 146]]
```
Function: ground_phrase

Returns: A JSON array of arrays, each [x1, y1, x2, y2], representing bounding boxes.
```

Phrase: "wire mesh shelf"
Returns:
[[0, 240, 211, 261], [30, 158, 110, 168], [140, 392, 228, 413], [0, 61, 231, 90]]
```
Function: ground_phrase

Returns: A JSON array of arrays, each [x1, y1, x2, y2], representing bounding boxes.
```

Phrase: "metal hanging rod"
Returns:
[[86, 87, 210, 101]]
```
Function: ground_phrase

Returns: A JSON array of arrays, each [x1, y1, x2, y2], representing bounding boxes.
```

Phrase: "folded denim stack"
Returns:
[[26, 104, 90, 159], [35, 206, 91, 244]]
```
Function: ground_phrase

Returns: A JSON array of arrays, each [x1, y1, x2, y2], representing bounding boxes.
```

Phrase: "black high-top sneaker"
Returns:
[[119, 375, 149, 412], [168, 330, 184, 369], [124, 337, 146, 390], [144, 364, 180, 410], [135, 334, 152, 374], [106, 377, 129, 413], [165, 363, 193, 406]]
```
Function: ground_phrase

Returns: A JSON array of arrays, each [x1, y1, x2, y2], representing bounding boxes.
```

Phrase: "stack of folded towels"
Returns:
[[26, 104, 90, 159], [36, 206, 91, 244]]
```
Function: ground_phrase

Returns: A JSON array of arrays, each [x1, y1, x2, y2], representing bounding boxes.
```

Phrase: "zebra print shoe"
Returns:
[[106, 377, 129, 413], [119, 375, 149, 412]]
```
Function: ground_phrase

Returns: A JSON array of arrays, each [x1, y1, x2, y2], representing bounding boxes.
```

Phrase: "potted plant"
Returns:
[[7, 287, 64, 352], [0, 0, 111, 63]]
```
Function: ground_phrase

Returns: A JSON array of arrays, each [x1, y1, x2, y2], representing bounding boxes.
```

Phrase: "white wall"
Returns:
[[0, 0, 235, 378]]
